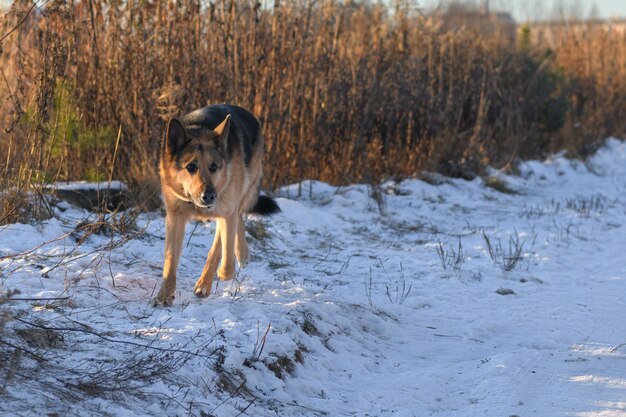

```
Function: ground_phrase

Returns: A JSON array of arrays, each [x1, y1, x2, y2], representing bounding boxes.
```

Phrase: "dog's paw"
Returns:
[[193, 281, 212, 298], [194, 275, 214, 298], [153, 283, 175, 307], [218, 265, 235, 281], [153, 293, 175, 307]]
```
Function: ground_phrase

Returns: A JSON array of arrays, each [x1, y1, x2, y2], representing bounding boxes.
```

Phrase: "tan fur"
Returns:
[[154, 112, 264, 306]]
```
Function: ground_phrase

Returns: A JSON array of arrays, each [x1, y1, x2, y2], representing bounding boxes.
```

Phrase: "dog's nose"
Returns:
[[201, 190, 216, 205]]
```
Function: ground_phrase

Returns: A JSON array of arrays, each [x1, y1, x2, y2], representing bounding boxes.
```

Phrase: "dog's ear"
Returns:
[[213, 114, 231, 152], [164, 118, 187, 158]]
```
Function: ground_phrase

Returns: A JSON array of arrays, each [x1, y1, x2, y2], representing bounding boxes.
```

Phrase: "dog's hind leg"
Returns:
[[235, 214, 249, 269], [218, 214, 237, 281], [194, 222, 223, 297], [154, 215, 186, 306]]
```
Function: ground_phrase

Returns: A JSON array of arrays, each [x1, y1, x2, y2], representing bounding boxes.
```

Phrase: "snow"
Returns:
[[52, 180, 128, 191], [1, 138, 626, 416]]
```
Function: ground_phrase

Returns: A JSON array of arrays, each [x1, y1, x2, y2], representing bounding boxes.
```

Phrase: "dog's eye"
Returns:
[[186, 163, 198, 174], [209, 162, 218, 173]]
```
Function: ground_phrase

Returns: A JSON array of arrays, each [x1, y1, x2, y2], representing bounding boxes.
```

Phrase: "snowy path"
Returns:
[[1, 139, 626, 416]]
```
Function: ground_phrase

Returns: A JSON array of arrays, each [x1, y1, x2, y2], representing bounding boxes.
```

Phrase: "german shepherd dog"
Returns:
[[154, 104, 280, 306]]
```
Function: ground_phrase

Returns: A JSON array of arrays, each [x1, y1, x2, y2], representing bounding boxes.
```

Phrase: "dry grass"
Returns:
[[482, 230, 526, 272], [0, 1, 624, 216]]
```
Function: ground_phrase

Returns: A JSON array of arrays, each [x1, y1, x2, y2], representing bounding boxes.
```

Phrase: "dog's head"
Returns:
[[160, 115, 231, 210]]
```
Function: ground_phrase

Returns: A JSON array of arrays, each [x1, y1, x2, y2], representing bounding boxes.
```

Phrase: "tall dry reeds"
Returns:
[[0, 1, 624, 215], [544, 22, 626, 155]]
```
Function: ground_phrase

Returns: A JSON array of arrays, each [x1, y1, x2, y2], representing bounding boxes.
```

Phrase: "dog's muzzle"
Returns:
[[201, 190, 216, 206]]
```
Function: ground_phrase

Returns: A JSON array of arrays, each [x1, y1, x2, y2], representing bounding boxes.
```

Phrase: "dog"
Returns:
[[154, 104, 280, 306]]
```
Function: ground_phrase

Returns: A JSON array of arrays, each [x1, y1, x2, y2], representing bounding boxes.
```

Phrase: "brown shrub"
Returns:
[[0, 1, 624, 208]]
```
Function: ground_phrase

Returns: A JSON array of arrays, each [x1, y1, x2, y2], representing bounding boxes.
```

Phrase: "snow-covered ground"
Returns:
[[1, 139, 626, 417]]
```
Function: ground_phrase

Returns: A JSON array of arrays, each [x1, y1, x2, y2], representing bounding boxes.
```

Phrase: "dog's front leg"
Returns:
[[194, 221, 222, 297], [154, 214, 186, 306], [218, 214, 237, 281]]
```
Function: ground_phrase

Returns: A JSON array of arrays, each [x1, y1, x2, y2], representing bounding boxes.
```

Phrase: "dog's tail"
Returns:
[[250, 195, 281, 216]]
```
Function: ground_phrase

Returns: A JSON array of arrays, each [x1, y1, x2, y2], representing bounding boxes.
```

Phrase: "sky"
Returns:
[[420, 0, 626, 21]]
